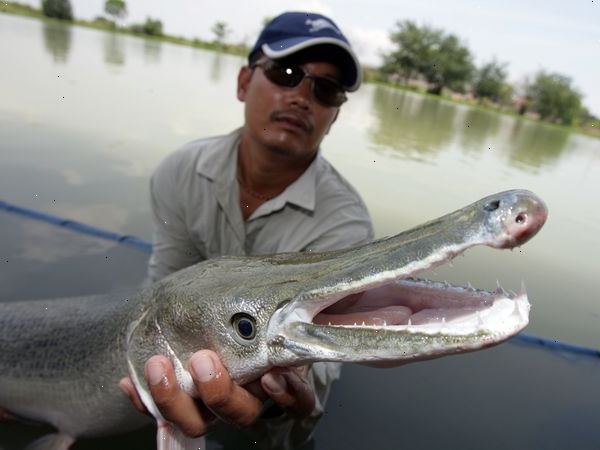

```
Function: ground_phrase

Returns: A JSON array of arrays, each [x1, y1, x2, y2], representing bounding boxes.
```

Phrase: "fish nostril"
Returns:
[[515, 213, 527, 224], [483, 200, 500, 212]]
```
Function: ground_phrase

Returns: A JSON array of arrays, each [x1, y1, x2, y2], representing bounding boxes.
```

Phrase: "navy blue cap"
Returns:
[[249, 12, 361, 92]]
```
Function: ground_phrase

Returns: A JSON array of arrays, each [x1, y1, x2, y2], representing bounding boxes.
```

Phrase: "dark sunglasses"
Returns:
[[252, 59, 347, 107]]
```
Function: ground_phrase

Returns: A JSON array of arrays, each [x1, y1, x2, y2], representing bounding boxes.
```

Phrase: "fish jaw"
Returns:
[[267, 279, 530, 366], [265, 190, 546, 367]]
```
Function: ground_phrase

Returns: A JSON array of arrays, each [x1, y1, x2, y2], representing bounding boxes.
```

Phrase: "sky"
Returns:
[[21, 0, 600, 115]]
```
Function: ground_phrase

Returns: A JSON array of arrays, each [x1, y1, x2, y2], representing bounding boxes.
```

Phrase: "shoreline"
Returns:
[[2, 4, 598, 140]]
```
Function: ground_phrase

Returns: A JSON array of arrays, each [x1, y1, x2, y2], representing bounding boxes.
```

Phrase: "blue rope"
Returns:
[[1, 199, 599, 360], [513, 333, 600, 358], [0, 199, 152, 254]]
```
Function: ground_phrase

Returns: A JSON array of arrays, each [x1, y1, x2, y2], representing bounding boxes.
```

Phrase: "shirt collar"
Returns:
[[195, 127, 318, 213]]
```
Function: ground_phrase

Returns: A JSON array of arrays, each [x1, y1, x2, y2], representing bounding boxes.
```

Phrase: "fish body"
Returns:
[[0, 190, 547, 449]]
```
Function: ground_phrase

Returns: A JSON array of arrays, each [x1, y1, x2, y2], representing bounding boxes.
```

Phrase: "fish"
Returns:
[[0, 189, 547, 450]]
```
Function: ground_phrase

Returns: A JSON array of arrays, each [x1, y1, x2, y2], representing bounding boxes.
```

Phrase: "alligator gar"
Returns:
[[0, 190, 547, 450]]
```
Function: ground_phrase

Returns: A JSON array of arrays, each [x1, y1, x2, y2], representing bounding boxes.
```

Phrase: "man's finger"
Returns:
[[261, 367, 316, 419], [145, 355, 215, 437], [118, 377, 148, 415], [190, 350, 263, 428]]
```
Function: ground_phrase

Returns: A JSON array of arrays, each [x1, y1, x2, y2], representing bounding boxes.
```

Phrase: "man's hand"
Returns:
[[119, 350, 316, 438]]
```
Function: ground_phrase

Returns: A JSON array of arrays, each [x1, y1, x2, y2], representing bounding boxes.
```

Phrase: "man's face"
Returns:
[[237, 57, 343, 163]]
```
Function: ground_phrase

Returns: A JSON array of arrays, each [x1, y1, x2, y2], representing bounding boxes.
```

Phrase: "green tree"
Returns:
[[130, 17, 163, 36], [527, 71, 583, 125], [211, 21, 230, 46], [41, 0, 73, 20], [104, 0, 127, 23], [474, 59, 508, 102], [382, 20, 474, 95]]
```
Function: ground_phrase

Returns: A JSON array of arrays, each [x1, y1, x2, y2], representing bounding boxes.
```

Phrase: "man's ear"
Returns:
[[237, 66, 253, 102], [325, 109, 340, 134]]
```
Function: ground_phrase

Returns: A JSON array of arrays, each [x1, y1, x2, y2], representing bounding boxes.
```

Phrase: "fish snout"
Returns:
[[485, 190, 548, 248]]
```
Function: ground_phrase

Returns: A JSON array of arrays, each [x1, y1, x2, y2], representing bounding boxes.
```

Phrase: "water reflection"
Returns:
[[459, 107, 502, 153], [210, 51, 223, 81], [103, 32, 125, 66], [42, 22, 71, 63], [143, 39, 161, 65], [369, 85, 456, 160], [507, 119, 569, 171]]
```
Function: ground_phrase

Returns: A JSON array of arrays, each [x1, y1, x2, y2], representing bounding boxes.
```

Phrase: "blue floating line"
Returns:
[[0, 199, 152, 254], [1, 199, 599, 359], [513, 333, 600, 359]]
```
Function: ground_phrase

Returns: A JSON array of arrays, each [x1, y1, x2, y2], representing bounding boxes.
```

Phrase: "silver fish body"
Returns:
[[0, 190, 548, 446]]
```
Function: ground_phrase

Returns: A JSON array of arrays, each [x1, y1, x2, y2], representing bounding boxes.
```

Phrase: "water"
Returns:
[[2, 13, 598, 347], [0, 14, 599, 449]]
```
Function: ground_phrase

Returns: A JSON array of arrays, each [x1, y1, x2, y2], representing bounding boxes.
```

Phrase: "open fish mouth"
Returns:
[[312, 277, 528, 336], [267, 189, 547, 364]]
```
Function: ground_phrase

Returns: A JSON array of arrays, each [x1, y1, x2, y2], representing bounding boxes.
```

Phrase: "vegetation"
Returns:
[[526, 72, 583, 126], [41, 0, 72, 20], [211, 21, 230, 47], [104, 0, 126, 23], [130, 17, 163, 36], [474, 60, 509, 103], [382, 20, 474, 95], [1, 1, 597, 136]]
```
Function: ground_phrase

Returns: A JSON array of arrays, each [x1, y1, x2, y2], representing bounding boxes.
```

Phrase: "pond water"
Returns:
[[2, 14, 598, 348], [1, 13, 600, 450]]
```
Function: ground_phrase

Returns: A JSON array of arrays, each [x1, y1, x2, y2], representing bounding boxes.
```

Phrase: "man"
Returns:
[[121, 11, 374, 449]]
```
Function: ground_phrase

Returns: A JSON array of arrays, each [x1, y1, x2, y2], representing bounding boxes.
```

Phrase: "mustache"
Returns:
[[270, 110, 314, 133]]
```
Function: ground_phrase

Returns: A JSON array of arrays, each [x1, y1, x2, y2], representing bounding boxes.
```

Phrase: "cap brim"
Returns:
[[261, 38, 361, 92]]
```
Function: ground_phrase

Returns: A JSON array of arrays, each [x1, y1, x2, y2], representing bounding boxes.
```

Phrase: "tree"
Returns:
[[527, 71, 583, 125], [211, 21, 230, 46], [104, 0, 127, 23], [474, 60, 508, 102], [41, 0, 73, 20], [382, 20, 474, 95], [130, 17, 163, 36]]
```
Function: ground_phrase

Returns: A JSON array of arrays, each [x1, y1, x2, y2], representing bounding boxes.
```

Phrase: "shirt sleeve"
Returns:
[[146, 152, 202, 283]]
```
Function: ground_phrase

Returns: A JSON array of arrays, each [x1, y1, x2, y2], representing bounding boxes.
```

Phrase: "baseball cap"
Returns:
[[249, 12, 362, 92]]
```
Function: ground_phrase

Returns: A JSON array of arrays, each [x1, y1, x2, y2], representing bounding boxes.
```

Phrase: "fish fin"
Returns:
[[25, 433, 75, 450], [157, 421, 206, 450]]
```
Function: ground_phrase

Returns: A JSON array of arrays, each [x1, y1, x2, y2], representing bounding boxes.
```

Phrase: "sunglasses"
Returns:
[[252, 60, 347, 107]]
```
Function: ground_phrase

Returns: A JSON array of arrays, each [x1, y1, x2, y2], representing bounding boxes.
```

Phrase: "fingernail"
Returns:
[[145, 359, 166, 386], [191, 353, 216, 383], [263, 373, 286, 395]]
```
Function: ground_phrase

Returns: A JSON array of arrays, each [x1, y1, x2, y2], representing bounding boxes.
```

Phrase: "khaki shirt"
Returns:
[[147, 128, 374, 448]]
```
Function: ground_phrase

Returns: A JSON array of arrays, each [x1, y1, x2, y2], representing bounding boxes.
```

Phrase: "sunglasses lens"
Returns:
[[260, 61, 347, 107], [263, 63, 304, 88], [313, 78, 346, 107]]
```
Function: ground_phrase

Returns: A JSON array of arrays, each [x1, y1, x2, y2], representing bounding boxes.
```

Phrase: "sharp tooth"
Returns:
[[353, 322, 357, 326], [477, 312, 485, 328], [328, 322, 332, 326], [441, 317, 446, 324], [519, 281, 527, 296], [407, 318, 412, 326], [362, 321, 366, 326], [383, 320, 387, 327]]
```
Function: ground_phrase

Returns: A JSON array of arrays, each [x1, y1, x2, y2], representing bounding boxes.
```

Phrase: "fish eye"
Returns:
[[232, 313, 256, 340]]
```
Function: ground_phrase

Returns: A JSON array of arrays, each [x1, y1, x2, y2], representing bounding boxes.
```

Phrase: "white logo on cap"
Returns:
[[305, 18, 341, 34]]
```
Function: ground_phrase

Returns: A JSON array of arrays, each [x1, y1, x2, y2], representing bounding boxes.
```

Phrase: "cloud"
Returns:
[[345, 27, 394, 67]]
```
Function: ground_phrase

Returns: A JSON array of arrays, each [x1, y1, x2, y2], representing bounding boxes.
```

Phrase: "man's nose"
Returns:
[[289, 77, 313, 108]]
